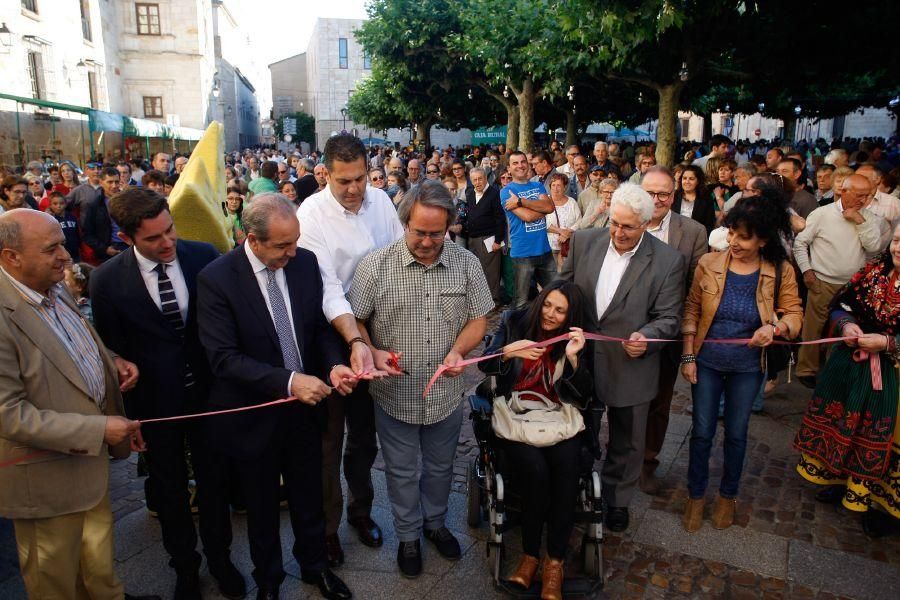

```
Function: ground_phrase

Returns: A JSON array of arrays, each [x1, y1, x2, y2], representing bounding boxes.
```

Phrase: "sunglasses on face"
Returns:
[[427, 169, 439, 174], [371, 175, 384, 181]]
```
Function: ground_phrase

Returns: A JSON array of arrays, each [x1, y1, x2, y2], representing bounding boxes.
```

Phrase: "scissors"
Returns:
[[388, 351, 410, 375]]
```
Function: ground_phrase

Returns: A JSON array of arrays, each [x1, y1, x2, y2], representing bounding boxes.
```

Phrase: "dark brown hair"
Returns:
[[109, 187, 169, 238]]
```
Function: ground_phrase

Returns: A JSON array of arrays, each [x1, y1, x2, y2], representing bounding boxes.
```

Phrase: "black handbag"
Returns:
[[765, 262, 799, 380]]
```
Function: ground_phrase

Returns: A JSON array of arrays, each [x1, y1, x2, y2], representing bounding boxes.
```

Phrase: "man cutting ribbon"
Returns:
[[350, 180, 494, 579]]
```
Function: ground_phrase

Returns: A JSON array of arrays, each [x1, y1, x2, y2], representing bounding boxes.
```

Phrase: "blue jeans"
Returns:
[[688, 364, 764, 499], [511, 252, 556, 309]]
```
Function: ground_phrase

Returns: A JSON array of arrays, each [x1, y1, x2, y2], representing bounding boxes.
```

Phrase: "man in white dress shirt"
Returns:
[[297, 134, 404, 566]]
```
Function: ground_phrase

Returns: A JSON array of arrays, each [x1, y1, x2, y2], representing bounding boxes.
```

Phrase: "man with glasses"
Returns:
[[277, 162, 296, 184], [406, 159, 423, 186], [297, 134, 403, 569], [560, 183, 684, 532], [639, 167, 708, 494], [559, 144, 581, 177], [501, 151, 555, 309], [350, 181, 493, 578]]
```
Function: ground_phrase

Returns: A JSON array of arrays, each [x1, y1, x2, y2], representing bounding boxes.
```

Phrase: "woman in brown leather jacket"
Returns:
[[680, 192, 803, 533]]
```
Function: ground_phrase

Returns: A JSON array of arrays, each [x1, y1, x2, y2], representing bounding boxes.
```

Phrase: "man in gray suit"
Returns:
[[559, 183, 685, 532], [640, 167, 708, 494]]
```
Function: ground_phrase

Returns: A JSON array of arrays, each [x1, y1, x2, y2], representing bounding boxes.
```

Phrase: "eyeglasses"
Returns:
[[452, 166, 464, 171], [407, 228, 445, 241], [371, 175, 384, 181], [608, 219, 643, 233], [427, 169, 439, 174], [646, 191, 672, 201]]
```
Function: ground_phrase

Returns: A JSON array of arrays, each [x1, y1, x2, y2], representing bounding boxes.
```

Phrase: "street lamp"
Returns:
[[212, 79, 220, 99], [340, 107, 347, 131], [679, 62, 689, 82], [757, 102, 765, 113], [0, 23, 12, 49]]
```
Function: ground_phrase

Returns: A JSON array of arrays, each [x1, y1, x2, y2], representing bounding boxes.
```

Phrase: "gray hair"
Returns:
[[469, 167, 486, 179], [610, 182, 654, 224], [598, 178, 620, 191], [736, 162, 758, 176], [0, 217, 22, 251], [593, 141, 608, 151], [241, 193, 297, 242], [824, 149, 847, 164], [299, 158, 315, 173], [397, 180, 456, 229]]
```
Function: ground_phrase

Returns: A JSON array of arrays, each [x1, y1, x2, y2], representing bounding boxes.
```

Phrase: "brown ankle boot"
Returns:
[[682, 497, 704, 533], [711, 494, 736, 529], [508, 554, 539, 589], [541, 557, 564, 600]]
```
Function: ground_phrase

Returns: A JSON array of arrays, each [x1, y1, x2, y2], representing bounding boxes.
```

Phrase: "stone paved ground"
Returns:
[[2, 319, 900, 598]]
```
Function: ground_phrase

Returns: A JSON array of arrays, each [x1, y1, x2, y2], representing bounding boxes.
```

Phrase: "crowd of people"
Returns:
[[0, 129, 898, 600]]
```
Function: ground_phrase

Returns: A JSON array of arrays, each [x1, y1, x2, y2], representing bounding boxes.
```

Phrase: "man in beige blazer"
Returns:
[[0, 209, 150, 600]]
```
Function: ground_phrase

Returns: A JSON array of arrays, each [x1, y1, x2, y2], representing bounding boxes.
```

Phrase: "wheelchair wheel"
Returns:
[[581, 537, 603, 578], [466, 459, 482, 527]]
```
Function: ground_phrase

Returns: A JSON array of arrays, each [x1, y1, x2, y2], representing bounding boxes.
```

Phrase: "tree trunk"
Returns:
[[784, 117, 798, 143], [702, 112, 713, 143], [506, 104, 520, 151], [655, 83, 682, 168], [416, 120, 431, 150], [517, 78, 535, 152], [565, 109, 577, 147]]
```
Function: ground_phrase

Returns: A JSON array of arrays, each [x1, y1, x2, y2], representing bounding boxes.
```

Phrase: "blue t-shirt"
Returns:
[[698, 269, 762, 373], [500, 180, 551, 259]]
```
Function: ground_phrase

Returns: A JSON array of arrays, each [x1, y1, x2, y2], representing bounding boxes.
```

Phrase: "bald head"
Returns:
[[841, 174, 873, 210], [855, 165, 881, 187], [0, 209, 69, 293]]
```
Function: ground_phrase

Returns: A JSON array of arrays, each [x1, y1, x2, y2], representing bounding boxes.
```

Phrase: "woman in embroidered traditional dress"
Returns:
[[795, 222, 900, 536]]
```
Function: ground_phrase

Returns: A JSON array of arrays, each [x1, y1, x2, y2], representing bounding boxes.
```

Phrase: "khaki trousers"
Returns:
[[14, 493, 123, 600], [796, 278, 845, 378]]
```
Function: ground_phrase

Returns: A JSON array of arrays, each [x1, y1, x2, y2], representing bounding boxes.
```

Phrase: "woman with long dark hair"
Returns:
[[795, 222, 900, 537], [479, 280, 592, 600], [673, 164, 716, 234], [680, 192, 803, 533]]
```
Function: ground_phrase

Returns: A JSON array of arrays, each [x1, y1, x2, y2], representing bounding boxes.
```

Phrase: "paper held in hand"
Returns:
[[483, 236, 506, 253]]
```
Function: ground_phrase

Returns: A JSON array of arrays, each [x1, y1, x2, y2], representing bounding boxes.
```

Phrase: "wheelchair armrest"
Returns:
[[468, 394, 493, 416]]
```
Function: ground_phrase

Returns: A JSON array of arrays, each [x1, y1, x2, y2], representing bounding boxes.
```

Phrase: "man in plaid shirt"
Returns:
[[350, 181, 493, 579]]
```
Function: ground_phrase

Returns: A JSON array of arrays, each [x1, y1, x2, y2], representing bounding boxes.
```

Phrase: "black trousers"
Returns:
[[503, 436, 581, 559], [232, 406, 327, 590], [141, 405, 233, 572]]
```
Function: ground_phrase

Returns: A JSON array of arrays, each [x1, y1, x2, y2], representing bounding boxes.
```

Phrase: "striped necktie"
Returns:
[[266, 269, 303, 373], [154, 263, 194, 387]]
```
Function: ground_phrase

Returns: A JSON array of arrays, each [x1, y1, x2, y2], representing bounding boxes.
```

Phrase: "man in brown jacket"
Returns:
[[0, 209, 147, 600]]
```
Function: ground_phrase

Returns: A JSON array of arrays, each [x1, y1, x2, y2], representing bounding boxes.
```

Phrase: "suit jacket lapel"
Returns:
[[175, 241, 201, 322], [233, 247, 280, 350], [581, 230, 609, 324], [599, 235, 653, 322], [1, 280, 91, 397], [668, 212, 684, 252]]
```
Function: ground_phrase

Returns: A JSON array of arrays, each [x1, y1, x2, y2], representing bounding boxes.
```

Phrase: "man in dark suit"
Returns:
[[81, 167, 128, 263], [640, 167, 709, 494], [559, 182, 684, 532], [293, 157, 319, 204], [465, 167, 506, 304], [90, 188, 243, 600], [196, 193, 356, 600]]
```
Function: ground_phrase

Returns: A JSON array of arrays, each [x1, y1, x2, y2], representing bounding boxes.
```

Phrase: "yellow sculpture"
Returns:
[[167, 122, 233, 253]]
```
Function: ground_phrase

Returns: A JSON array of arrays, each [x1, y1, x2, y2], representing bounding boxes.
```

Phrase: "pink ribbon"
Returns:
[[852, 349, 883, 391], [422, 333, 859, 398]]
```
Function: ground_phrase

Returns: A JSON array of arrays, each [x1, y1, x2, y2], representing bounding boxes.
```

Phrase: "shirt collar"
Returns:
[[1, 267, 62, 307], [399, 237, 450, 268], [647, 210, 671, 233], [243, 241, 270, 275], [134, 246, 178, 274], [325, 185, 372, 216], [607, 233, 644, 258]]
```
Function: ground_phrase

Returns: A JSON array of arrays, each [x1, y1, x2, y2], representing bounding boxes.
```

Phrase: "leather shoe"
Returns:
[[423, 526, 461, 560], [174, 569, 201, 600], [348, 516, 383, 547], [255, 587, 278, 600], [209, 559, 247, 599], [397, 540, 423, 578], [325, 533, 345, 567], [125, 595, 162, 600], [301, 568, 352, 600], [606, 506, 630, 532]]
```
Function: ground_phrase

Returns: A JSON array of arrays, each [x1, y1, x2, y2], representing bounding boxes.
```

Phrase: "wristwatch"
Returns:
[[517, 197, 523, 208]]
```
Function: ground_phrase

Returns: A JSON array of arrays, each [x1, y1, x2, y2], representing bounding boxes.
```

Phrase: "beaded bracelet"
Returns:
[[680, 354, 697, 364]]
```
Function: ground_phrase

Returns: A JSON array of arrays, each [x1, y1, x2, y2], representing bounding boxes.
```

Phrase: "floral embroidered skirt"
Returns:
[[795, 344, 900, 517]]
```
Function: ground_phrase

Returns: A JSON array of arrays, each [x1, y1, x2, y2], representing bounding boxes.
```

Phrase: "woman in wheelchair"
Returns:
[[479, 280, 593, 600]]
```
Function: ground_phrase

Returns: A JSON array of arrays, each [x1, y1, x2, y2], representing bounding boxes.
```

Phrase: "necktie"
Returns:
[[266, 269, 303, 373], [155, 263, 194, 387]]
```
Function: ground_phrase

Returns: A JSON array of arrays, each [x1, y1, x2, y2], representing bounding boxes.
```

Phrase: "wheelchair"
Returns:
[[465, 379, 606, 598]]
